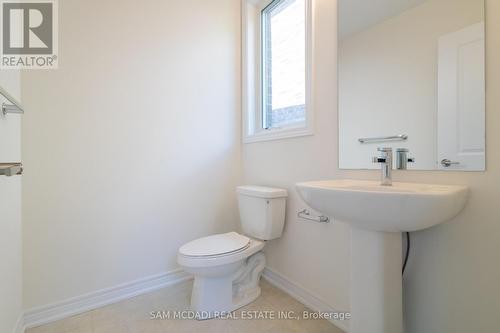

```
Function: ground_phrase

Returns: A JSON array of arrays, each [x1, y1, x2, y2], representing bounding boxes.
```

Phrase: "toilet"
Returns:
[[177, 185, 287, 318]]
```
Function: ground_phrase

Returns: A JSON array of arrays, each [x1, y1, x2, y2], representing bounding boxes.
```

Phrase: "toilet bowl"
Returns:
[[177, 186, 287, 318]]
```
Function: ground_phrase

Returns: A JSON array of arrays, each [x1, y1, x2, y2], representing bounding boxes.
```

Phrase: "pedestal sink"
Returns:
[[295, 179, 468, 333]]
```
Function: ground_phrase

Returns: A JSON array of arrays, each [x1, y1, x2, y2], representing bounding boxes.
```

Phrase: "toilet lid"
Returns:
[[179, 232, 250, 257]]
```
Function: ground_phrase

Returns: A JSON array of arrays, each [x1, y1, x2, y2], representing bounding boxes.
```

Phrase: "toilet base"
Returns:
[[190, 251, 266, 319]]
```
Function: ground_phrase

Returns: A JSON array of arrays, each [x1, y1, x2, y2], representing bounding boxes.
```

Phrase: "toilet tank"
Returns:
[[236, 186, 288, 241]]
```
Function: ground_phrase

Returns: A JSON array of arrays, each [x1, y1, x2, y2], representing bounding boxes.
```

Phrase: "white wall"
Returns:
[[339, 0, 483, 170], [0, 72, 23, 332], [244, 0, 500, 332], [21, 0, 241, 309], [338, 0, 427, 39]]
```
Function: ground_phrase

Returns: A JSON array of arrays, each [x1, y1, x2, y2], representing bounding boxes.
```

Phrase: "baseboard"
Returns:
[[14, 313, 25, 333], [23, 269, 192, 330], [22, 267, 347, 331], [262, 267, 350, 332]]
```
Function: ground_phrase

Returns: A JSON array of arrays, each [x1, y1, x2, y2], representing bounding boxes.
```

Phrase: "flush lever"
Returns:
[[0, 163, 23, 176]]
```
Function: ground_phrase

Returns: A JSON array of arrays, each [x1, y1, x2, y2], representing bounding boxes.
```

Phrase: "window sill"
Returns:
[[243, 126, 314, 144]]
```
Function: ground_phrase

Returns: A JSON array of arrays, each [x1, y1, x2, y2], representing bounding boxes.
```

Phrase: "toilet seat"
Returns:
[[178, 235, 265, 268], [179, 232, 250, 258]]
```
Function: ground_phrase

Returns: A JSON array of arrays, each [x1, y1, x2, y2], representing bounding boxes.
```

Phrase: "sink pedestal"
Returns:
[[351, 227, 403, 333]]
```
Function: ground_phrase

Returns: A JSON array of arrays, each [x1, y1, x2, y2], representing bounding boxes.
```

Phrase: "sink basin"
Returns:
[[295, 179, 469, 333], [296, 179, 468, 232]]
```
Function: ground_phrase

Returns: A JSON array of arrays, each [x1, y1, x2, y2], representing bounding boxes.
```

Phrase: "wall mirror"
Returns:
[[338, 0, 485, 171]]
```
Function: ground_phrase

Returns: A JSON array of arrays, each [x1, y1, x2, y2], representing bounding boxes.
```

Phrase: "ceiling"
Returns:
[[339, 0, 429, 39]]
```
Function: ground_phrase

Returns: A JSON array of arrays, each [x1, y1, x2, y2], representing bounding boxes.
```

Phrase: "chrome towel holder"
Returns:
[[0, 163, 23, 176], [298, 209, 330, 223], [0, 85, 24, 115], [0, 86, 24, 177], [358, 134, 408, 144]]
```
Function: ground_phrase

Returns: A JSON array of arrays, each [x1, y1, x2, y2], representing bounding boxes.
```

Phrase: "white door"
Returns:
[[438, 22, 485, 171], [0, 72, 23, 333]]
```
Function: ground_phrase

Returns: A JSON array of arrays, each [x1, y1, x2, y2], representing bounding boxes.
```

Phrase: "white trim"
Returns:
[[23, 269, 192, 330], [243, 126, 314, 143], [14, 313, 25, 333], [242, 0, 315, 144], [262, 267, 350, 332], [20, 267, 348, 332]]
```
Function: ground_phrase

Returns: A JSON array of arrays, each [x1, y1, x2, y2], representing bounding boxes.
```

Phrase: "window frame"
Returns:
[[242, 0, 314, 143]]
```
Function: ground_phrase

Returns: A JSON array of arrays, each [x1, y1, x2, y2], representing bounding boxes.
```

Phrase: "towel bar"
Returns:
[[298, 209, 330, 223], [358, 134, 408, 144], [0, 163, 23, 176]]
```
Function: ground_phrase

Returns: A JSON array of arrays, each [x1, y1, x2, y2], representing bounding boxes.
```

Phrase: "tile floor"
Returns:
[[26, 279, 345, 333]]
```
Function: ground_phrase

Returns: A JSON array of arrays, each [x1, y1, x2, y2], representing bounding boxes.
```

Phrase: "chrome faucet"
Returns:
[[373, 147, 415, 186], [372, 147, 393, 186]]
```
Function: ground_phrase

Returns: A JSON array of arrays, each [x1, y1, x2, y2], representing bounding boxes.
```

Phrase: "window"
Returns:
[[262, 0, 306, 130], [243, 0, 312, 143]]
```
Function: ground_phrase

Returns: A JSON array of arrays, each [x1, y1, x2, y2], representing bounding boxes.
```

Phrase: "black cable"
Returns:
[[402, 232, 410, 274]]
